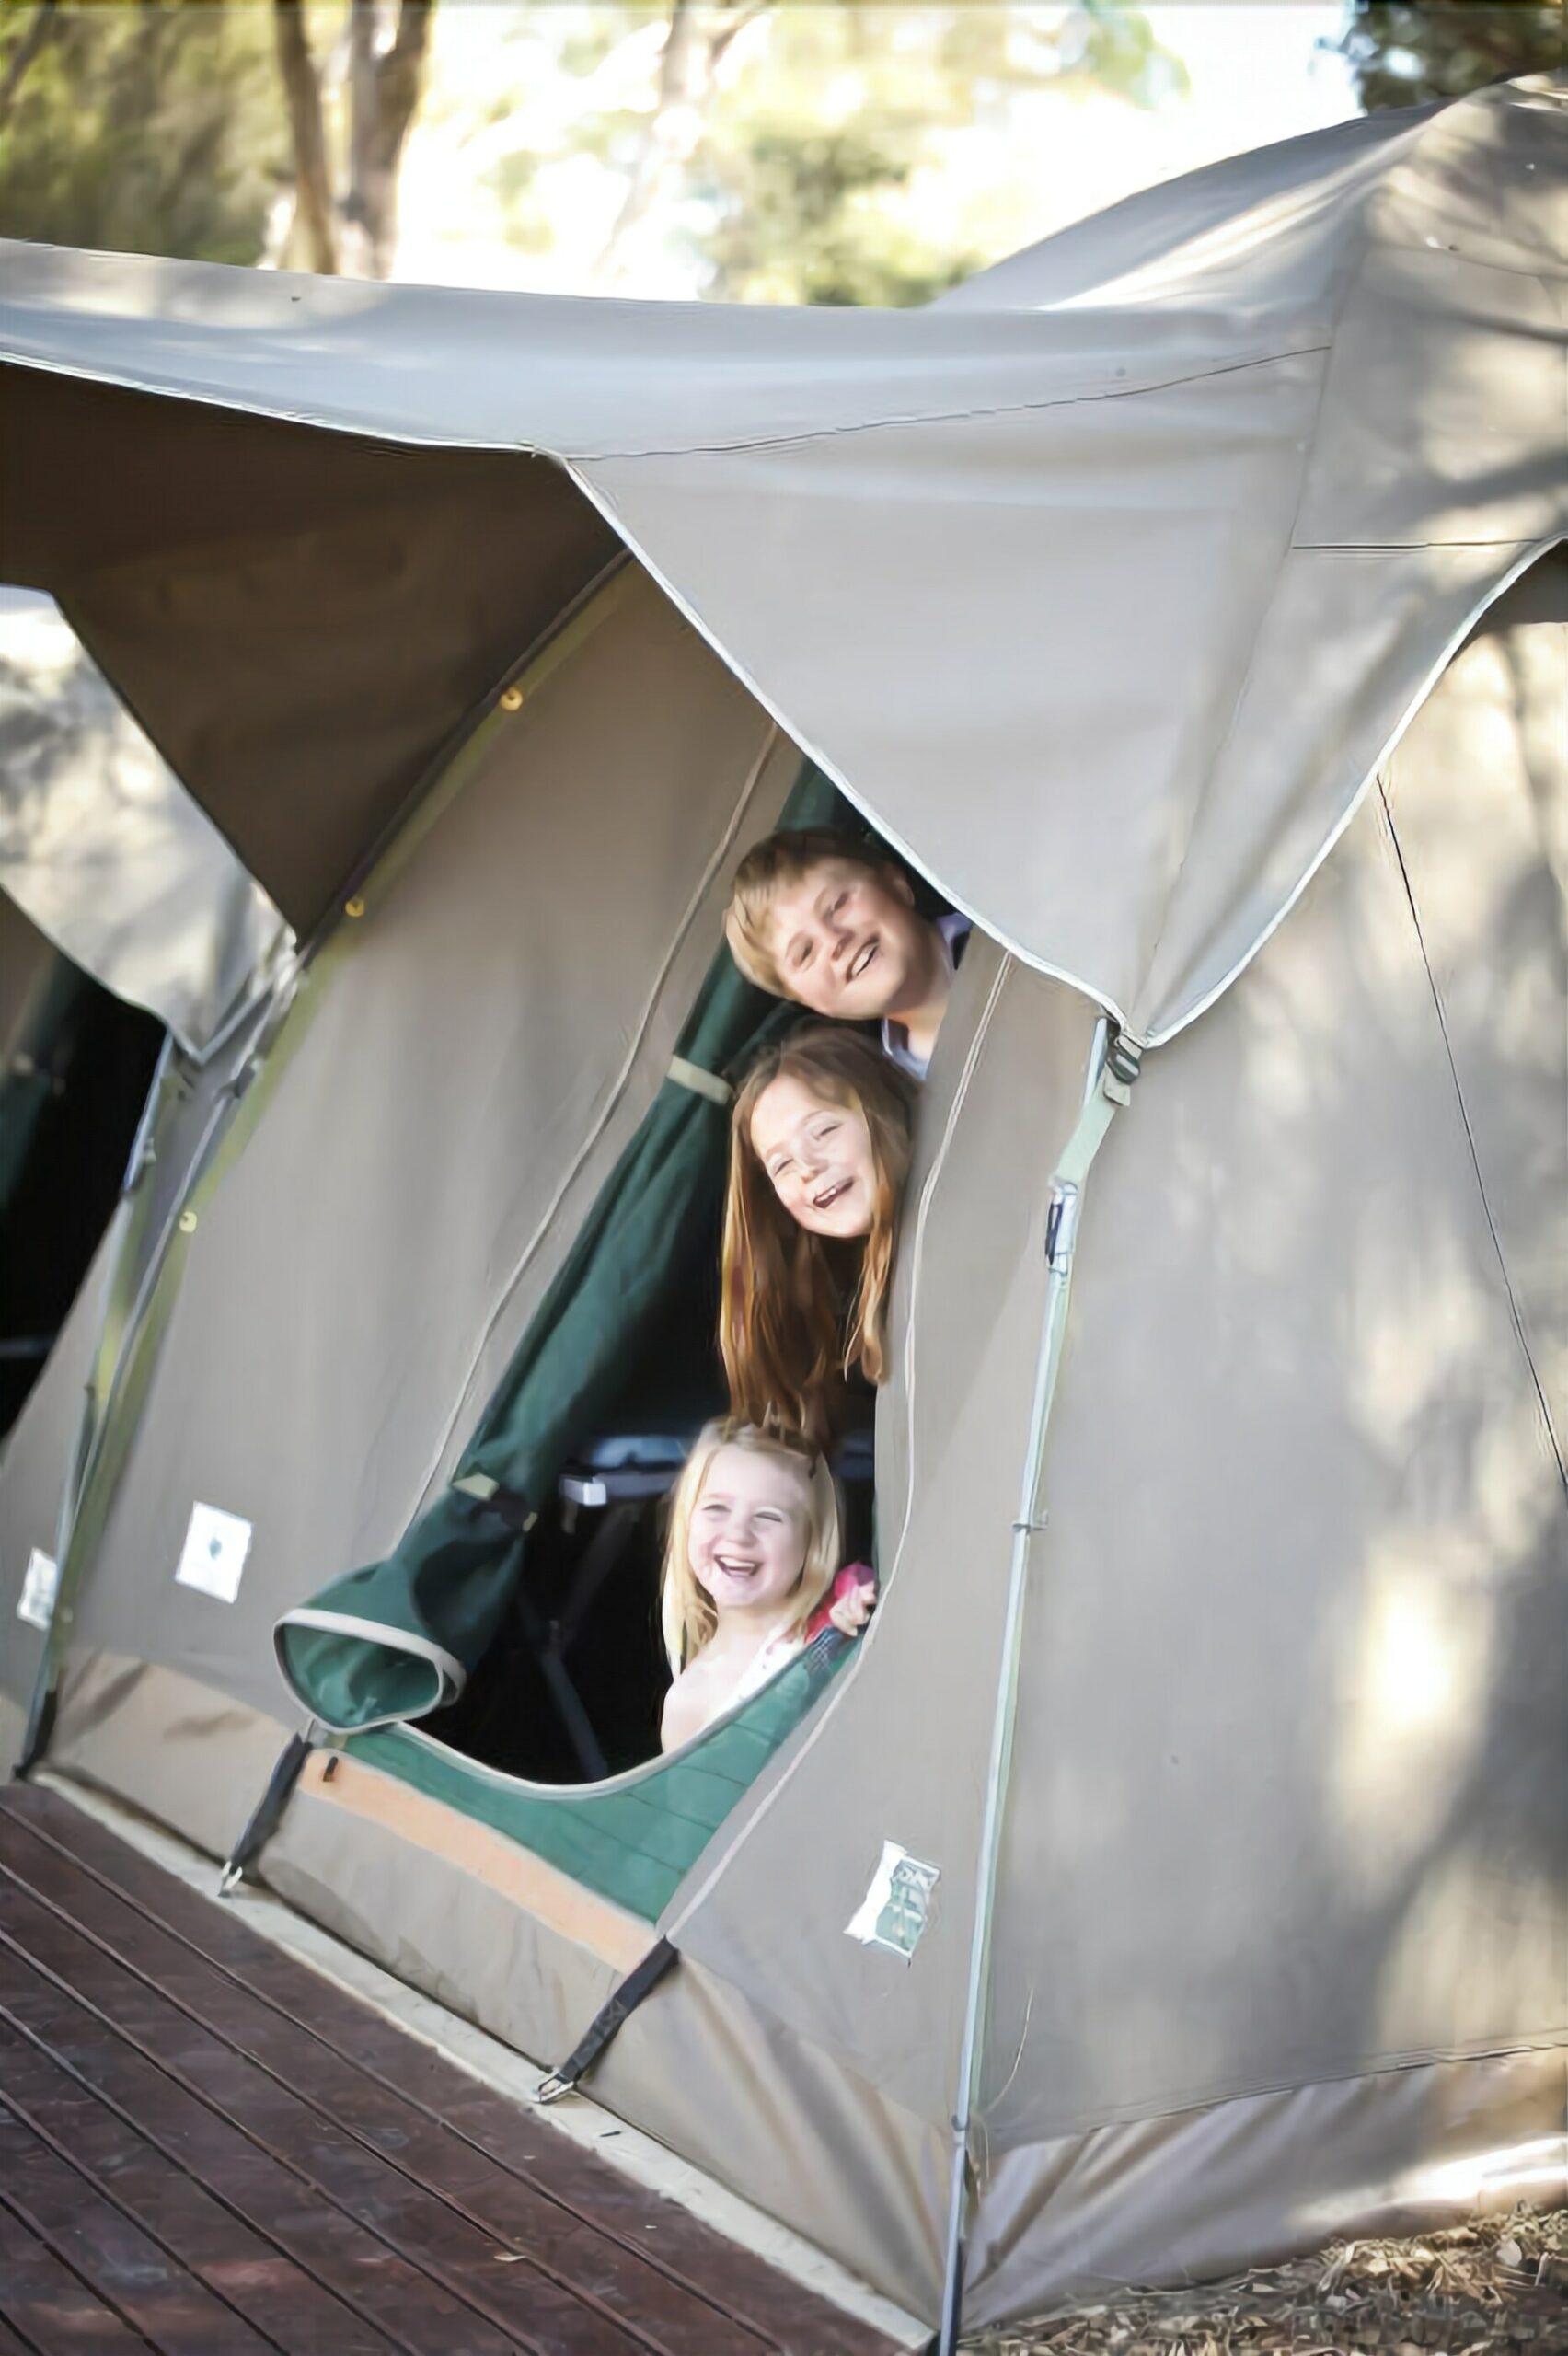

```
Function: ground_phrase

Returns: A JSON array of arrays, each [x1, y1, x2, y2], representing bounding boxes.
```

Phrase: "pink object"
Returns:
[[804, 1562, 876, 1640]]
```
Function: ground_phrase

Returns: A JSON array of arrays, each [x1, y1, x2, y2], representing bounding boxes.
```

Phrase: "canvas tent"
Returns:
[[0, 75, 1564, 2338], [0, 593, 290, 1460]]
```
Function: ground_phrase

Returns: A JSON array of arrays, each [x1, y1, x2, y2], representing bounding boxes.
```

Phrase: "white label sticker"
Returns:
[[847, 1840, 940, 1963], [175, 1503, 252, 1603], [17, 1548, 59, 1631]]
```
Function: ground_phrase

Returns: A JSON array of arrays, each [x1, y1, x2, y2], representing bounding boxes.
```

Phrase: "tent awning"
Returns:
[[1, 75, 1563, 1041]]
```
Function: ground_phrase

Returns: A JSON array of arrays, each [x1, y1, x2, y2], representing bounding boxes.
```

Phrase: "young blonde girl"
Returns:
[[659, 1420, 872, 1752], [721, 1027, 915, 1446]]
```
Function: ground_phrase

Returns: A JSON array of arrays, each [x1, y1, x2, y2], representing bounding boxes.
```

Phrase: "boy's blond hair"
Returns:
[[660, 1420, 841, 1675], [724, 828, 894, 997]]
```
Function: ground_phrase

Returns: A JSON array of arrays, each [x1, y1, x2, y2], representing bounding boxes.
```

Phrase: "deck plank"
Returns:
[[0, 2015, 394, 2356], [0, 2307, 49, 2356], [0, 1876, 652, 2356], [3, 1792, 865, 2350], [0, 2105, 277, 2356], [0, 1820, 759, 2356], [0, 2188, 158, 2351], [0, 1787, 903, 2356], [0, 1939, 505, 2356], [0, 1901, 565, 2356]]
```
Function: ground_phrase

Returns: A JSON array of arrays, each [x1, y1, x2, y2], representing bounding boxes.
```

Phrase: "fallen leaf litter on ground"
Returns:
[[963, 2205, 1568, 2354]]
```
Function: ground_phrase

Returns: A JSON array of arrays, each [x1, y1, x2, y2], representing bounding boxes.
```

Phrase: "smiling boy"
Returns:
[[723, 828, 969, 1080]]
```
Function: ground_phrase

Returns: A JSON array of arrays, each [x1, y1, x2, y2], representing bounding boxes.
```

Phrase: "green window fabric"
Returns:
[[343, 1631, 852, 1922]]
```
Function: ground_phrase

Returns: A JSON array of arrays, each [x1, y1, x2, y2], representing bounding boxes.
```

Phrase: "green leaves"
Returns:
[[0, 3, 285, 264]]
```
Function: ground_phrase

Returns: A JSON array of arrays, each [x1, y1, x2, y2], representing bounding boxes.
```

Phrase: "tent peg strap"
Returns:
[[218, 1727, 317, 1896], [536, 1936, 679, 2104]]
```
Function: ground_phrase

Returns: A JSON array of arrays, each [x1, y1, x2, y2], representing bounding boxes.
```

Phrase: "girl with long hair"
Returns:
[[721, 1026, 915, 1444]]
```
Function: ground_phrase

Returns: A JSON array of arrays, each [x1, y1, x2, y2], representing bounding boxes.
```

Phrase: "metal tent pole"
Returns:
[[13, 1033, 177, 1781], [936, 1021, 1139, 2354]]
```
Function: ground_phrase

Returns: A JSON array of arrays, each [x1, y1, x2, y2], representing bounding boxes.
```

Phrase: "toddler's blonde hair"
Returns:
[[661, 1419, 842, 1675]]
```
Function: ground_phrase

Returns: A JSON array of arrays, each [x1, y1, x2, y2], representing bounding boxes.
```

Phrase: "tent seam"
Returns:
[[563, 344, 1333, 465], [989, 2030, 1568, 2150], [1376, 779, 1568, 1495], [1292, 537, 1558, 551], [890, 957, 1015, 1575], [1125, 219, 1371, 1032], [407, 716, 784, 1514], [1144, 532, 1563, 1044]]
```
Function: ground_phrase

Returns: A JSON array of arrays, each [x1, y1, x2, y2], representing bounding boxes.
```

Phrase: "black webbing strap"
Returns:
[[537, 1936, 679, 2103], [535, 1623, 856, 2100]]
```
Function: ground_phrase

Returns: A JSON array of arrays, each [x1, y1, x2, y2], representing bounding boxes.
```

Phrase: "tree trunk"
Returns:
[[346, 0, 434, 280], [0, 0, 57, 137], [597, 0, 703, 282], [598, 0, 767, 285], [273, 0, 339, 275], [257, 171, 298, 271]]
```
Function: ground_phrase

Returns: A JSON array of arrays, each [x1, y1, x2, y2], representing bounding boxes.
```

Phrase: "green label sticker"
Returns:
[[847, 1840, 940, 1963]]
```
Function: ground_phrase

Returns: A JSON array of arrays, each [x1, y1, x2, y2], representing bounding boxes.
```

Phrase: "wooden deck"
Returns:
[[0, 1783, 904, 2356]]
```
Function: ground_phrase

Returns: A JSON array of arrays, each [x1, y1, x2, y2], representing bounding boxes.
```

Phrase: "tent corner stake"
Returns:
[[935, 1018, 1136, 2355]]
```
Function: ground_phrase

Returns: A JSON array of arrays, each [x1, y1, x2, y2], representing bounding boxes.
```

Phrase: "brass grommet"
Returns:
[[179, 1209, 199, 1235], [499, 686, 525, 712], [344, 895, 366, 918]]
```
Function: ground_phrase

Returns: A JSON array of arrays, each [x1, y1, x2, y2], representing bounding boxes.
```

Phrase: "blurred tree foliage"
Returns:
[[492, 2, 1186, 305], [698, 5, 1185, 302], [1338, 2, 1566, 111], [0, 2, 285, 263], [0, 1, 1188, 300]]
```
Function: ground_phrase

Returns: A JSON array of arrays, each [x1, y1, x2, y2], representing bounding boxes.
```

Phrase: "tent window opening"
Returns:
[[277, 764, 899, 1911]]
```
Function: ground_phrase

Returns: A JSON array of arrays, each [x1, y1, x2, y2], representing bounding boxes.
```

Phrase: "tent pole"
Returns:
[[14, 1033, 178, 1781], [936, 1019, 1139, 2354]]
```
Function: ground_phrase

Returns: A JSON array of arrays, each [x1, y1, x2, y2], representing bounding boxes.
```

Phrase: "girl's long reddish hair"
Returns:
[[721, 1027, 915, 1443]]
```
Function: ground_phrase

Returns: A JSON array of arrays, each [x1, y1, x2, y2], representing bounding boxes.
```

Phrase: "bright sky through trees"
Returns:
[[4, 6, 1557, 302], [393, 4, 1361, 299]]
